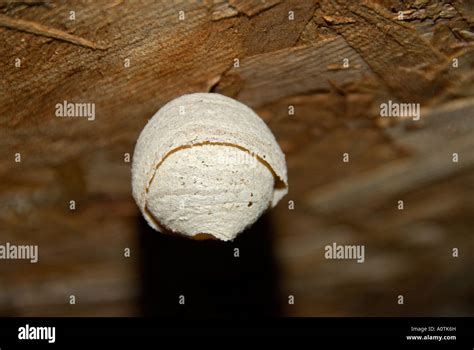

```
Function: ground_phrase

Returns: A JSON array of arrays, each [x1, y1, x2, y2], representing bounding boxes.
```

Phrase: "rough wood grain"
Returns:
[[319, 0, 450, 101], [215, 36, 375, 107]]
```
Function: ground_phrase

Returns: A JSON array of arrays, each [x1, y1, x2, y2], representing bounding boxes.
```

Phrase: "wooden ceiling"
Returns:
[[0, 0, 473, 316]]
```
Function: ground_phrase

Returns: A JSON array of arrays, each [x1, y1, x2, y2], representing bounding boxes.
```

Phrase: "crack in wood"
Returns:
[[0, 13, 106, 50]]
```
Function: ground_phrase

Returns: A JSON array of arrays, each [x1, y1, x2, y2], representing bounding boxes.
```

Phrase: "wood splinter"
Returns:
[[0, 13, 106, 50]]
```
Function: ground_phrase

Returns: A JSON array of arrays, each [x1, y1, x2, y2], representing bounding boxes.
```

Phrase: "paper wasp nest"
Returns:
[[132, 93, 288, 241]]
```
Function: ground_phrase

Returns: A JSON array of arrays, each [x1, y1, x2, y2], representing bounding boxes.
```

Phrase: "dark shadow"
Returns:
[[138, 213, 281, 318]]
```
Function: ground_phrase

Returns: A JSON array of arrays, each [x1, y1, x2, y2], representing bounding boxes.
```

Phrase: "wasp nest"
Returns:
[[132, 93, 288, 241]]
